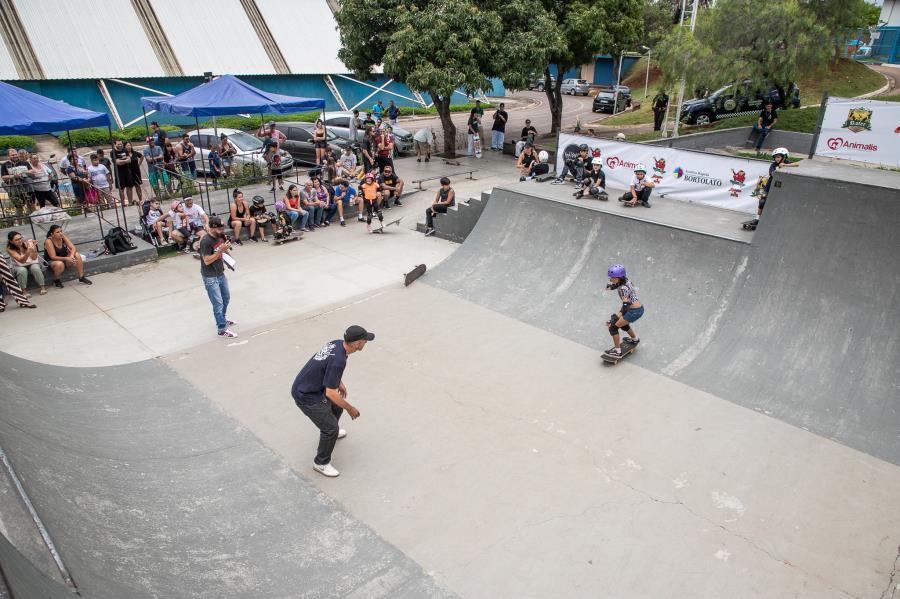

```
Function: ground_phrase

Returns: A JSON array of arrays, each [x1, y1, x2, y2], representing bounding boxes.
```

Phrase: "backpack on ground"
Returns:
[[104, 227, 135, 255]]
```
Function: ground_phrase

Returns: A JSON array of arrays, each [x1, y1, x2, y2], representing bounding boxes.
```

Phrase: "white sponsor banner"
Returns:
[[557, 133, 768, 214], [813, 97, 900, 167]]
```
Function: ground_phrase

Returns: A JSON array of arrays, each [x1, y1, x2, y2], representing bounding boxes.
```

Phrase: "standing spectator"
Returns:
[[2, 149, 30, 217], [61, 150, 89, 209], [291, 325, 373, 477], [490, 103, 508, 151], [377, 164, 404, 207], [207, 143, 222, 188], [387, 100, 399, 126], [25, 154, 60, 208], [754, 100, 778, 154], [413, 126, 435, 163], [263, 141, 285, 192], [229, 189, 255, 244], [175, 134, 197, 179], [516, 119, 537, 157], [424, 177, 454, 236], [375, 126, 394, 172], [86, 153, 112, 206], [149, 121, 168, 146], [125, 141, 144, 203], [219, 133, 236, 179], [143, 137, 167, 195], [258, 121, 286, 149], [6, 231, 46, 296], [467, 112, 480, 157], [652, 90, 669, 132], [95, 148, 114, 185], [371, 100, 384, 121], [349, 109, 360, 143], [249, 195, 271, 242], [361, 127, 377, 174], [198, 216, 236, 339], [0, 256, 36, 310], [162, 141, 178, 192], [470, 100, 485, 145], [43, 224, 91, 287], [313, 119, 328, 165], [113, 140, 137, 206]]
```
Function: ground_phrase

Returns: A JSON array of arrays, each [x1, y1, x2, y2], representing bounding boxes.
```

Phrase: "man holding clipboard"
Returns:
[[199, 216, 237, 338]]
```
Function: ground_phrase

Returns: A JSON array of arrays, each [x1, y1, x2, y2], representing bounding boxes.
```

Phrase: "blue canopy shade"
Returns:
[[141, 75, 325, 118], [0, 80, 110, 135]]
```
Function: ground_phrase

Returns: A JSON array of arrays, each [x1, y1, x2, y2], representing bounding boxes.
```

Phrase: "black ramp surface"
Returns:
[[0, 534, 76, 599], [427, 181, 900, 465], [0, 352, 456, 599]]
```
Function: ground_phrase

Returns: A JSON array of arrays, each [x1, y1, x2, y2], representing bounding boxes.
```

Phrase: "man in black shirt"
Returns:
[[516, 119, 537, 156], [377, 164, 404, 207], [490, 102, 508, 151], [199, 216, 236, 338], [291, 325, 373, 477], [754, 100, 778, 152], [652, 90, 669, 131]]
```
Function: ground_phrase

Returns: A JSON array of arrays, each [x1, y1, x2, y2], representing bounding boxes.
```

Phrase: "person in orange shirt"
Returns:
[[359, 172, 383, 233]]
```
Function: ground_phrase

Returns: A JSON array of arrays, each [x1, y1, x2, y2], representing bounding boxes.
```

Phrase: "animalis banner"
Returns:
[[813, 97, 900, 167], [557, 133, 771, 214]]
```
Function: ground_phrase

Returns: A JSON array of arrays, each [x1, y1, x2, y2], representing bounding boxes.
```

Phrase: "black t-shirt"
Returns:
[[198, 233, 225, 278], [521, 126, 536, 142], [492, 110, 508, 132], [467, 115, 480, 134], [378, 173, 398, 188], [250, 204, 266, 217], [759, 108, 778, 128], [587, 167, 605, 184], [521, 152, 536, 168], [113, 148, 130, 177], [291, 340, 348, 406]]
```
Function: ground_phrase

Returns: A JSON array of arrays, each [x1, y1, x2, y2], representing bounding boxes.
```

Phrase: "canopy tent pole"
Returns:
[[142, 107, 150, 138], [263, 112, 276, 206], [194, 115, 209, 214], [108, 124, 125, 231]]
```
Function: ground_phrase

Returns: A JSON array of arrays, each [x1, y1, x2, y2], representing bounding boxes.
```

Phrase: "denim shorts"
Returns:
[[623, 306, 644, 323]]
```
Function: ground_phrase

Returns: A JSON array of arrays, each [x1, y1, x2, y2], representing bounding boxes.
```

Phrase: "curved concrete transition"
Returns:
[[0, 352, 455, 599], [426, 165, 900, 466]]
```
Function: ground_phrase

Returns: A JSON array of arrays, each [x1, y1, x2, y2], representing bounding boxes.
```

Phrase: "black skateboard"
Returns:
[[404, 264, 427, 286], [372, 215, 404, 234], [271, 235, 300, 245], [601, 339, 639, 365], [443, 159, 462, 166], [741, 219, 758, 231]]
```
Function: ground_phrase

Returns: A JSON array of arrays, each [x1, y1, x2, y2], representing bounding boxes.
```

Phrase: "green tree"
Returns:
[[643, 0, 674, 48], [801, 0, 879, 55], [540, 0, 643, 135]]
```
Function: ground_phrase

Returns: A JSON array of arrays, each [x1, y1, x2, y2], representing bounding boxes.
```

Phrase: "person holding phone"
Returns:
[[199, 216, 236, 338]]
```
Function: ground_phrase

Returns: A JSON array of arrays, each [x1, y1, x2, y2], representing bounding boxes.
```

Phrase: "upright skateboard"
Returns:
[[601, 338, 639, 365], [404, 264, 427, 286], [473, 136, 482, 159], [372, 215, 404, 234]]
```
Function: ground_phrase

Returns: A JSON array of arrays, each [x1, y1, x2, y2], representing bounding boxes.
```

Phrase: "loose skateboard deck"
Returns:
[[404, 264, 427, 286], [271, 235, 300, 245], [372, 215, 404, 234], [443, 159, 462, 166], [601, 339, 639, 365], [741, 219, 758, 231]]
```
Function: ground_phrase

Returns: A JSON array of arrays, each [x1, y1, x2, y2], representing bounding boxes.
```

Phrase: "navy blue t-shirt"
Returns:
[[291, 340, 347, 406]]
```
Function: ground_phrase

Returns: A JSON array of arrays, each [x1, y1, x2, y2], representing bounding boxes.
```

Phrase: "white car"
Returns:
[[560, 79, 591, 96], [189, 128, 293, 175]]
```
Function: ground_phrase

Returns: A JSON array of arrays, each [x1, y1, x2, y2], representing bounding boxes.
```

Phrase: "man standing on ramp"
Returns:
[[291, 326, 374, 477]]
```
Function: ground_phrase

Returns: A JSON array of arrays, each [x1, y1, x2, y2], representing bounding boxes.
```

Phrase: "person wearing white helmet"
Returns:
[[745, 147, 797, 230], [619, 163, 655, 208], [520, 149, 551, 181], [574, 157, 608, 200]]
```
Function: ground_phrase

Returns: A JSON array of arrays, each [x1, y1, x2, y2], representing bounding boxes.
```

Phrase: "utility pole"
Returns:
[[672, 0, 699, 138]]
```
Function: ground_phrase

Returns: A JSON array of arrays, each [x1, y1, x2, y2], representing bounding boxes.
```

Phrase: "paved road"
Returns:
[[869, 63, 900, 96]]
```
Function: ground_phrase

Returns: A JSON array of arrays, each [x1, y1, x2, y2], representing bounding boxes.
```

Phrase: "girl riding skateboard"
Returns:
[[605, 264, 643, 357]]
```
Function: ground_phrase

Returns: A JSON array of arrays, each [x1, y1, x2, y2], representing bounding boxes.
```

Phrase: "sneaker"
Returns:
[[357, 215, 365, 222], [573, 191, 583, 197], [519, 176, 526, 182], [424, 228, 435, 237], [218, 329, 238, 338], [394, 199, 403, 206], [425, 156, 430, 162], [551, 179, 565, 185], [607, 347, 623, 357], [323, 220, 330, 226], [626, 337, 640, 345], [78, 276, 92, 285], [313, 462, 340, 477], [53, 279, 64, 289], [250, 237, 259, 243], [642, 200, 651, 208], [340, 220, 346, 227], [417, 158, 421, 162], [337, 428, 347, 439], [234, 239, 243, 245], [226, 319, 236, 326]]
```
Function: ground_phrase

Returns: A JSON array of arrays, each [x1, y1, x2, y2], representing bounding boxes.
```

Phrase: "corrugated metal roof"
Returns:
[[0, 35, 20, 80], [13, 0, 165, 79], [149, 0, 275, 76], [256, 0, 347, 74]]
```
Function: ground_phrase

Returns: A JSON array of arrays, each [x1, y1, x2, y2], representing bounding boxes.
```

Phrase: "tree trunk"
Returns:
[[544, 66, 566, 136], [433, 94, 457, 156]]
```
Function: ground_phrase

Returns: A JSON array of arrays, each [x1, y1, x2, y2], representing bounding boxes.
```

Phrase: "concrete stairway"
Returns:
[[415, 191, 491, 243]]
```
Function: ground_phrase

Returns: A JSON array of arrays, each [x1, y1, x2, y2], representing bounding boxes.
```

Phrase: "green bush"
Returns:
[[201, 112, 320, 131], [0, 135, 36, 152], [58, 124, 180, 148], [395, 102, 493, 117]]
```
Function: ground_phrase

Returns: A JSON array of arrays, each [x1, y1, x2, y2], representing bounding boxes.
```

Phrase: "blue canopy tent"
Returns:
[[140, 75, 326, 209], [0, 80, 110, 135]]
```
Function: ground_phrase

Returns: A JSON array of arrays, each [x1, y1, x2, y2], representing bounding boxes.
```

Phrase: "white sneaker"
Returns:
[[337, 428, 347, 439], [313, 462, 340, 477]]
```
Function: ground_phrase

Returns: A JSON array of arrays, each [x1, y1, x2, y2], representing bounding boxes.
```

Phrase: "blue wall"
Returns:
[[873, 27, 900, 64], [593, 56, 640, 86]]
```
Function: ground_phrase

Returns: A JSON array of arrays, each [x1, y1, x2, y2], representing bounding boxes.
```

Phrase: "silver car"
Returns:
[[189, 128, 294, 175], [319, 111, 413, 154], [560, 79, 591, 96]]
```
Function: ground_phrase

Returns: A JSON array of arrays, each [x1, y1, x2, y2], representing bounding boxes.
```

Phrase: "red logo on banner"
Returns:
[[606, 156, 639, 170], [826, 137, 843, 150], [827, 137, 878, 152]]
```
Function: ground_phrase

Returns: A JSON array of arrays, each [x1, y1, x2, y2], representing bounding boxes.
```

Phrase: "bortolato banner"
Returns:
[[813, 97, 900, 167], [557, 133, 768, 214]]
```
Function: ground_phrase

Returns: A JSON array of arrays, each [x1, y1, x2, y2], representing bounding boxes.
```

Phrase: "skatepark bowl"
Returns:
[[0, 159, 899, 598]]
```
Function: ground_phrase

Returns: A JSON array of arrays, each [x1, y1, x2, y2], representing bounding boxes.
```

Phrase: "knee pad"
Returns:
[[608, 315, 620, 335], [621, 324, 631, 333]]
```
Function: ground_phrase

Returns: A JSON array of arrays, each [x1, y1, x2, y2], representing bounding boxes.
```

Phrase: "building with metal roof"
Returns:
[[0, 0, 501, 129]]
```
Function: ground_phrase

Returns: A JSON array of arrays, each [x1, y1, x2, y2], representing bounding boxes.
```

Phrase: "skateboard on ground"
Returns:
[[271, 234, 300, 245], [601, 338, 639, 365], [404, 264, 427, 286], [372, 215, 404, 234], [741, 219, 758, 231], [443, 159, 462, 166]]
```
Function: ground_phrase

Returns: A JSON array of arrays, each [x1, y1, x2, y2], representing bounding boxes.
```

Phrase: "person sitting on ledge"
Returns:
[[516, 142, 538, 178], [424, 177, 455, 237], [7, 231, 47, 296], [619, 164, 655, 208], [520, 151, 551, 181], [43, 224, 91, 288]]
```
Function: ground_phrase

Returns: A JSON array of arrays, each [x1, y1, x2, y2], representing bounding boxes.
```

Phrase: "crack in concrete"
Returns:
[[880, 545, 900, 599]]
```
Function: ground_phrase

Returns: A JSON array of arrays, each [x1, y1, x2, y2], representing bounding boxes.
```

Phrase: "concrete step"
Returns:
[[415, 195, 489, 242]]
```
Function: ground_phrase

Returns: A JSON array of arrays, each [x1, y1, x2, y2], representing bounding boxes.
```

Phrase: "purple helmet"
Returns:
[[608, 264, 626, 278], [274, 200, 285, 211]]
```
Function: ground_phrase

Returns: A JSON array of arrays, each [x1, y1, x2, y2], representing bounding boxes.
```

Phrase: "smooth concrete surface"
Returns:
[[0, 351, 457, 599], [0, 534, 74, 599], [171, 284, 900, 599]]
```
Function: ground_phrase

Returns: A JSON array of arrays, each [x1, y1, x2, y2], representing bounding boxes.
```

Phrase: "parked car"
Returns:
[[592, 91, 627, 113], [528, 76, 556, 91], [679, 80, 799, 126], [271, 121, 345, 165], [318, 111, 413, 154], [560, 79, 591, 96], [189, 128, 293, 176], [613, 85, 633, 107]]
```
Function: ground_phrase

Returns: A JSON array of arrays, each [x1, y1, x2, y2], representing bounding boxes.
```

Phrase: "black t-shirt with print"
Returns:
[[291, 340, 348, 406], [492, 110, 508, 132]]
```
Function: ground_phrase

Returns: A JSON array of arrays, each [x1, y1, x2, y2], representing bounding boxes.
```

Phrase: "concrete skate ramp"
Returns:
[[426, 176, 900, 465], [0, 352, 454, 599]]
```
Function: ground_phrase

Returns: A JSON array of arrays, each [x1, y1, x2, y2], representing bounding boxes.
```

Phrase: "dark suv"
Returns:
[[678, 80, 800, 126]]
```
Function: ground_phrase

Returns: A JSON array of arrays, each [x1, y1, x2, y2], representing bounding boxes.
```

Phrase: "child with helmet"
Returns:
[[553, 144, 591, 184], [574, 157, 608, 200], [604, 264, 643, 357], [360, 171, 383, 233], [744, 147, 797, 230], [619, 164, 655, 207]]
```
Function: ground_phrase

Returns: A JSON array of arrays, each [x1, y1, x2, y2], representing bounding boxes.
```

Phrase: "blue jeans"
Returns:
[[623, 306, 644, 323], [491, 130, 505, 150], [323, 203, 337, 223], [754, 124, 771, 150], [285, 210, 308, 229], [306, 204, 323, 226], [203, 274, 230, 331]]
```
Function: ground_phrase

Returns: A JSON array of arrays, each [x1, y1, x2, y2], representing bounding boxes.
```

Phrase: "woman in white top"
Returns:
[[6, 230, 46, 295]]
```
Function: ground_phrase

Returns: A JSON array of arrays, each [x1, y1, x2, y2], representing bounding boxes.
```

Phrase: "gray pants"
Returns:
[[12, 264, 44, 289], [298, 397, 343, 465]]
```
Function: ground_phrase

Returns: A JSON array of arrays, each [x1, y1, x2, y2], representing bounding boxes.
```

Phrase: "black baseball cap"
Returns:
[[208, 216, 224, 228], [344, 325, 374, 342]]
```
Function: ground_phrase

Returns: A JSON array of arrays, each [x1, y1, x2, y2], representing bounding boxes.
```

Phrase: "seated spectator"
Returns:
[[229, 189, 255, 244], [360, 172, 383, 233], [300, 181, 323, 230], [166, 200, 190, 249], [754, 100, 778, 154], [553, 144, 591, 184], [6, 231, 46, 296], [208, 143, 222, 188], [424, 177, 454, 237], [283, 184, 310, 231], [516, 119, 537, 157], [333, 178, 362, 226], [620, 164, 655, 208], [336, 146, 361, 180], [86, 153, 112, 207], [516, 143, 538, 177], [25, 154, 60, 209], [0, 255, 36, 310], [143, 198, 167, 245], [311, 179, 333, 226], [377, 164, 404, 207], [182, 196, 209, 241], [43, 224, 91, 287], [574, 158, 608, 200], [521, 151, 550, 181], [249, 195, 271, 242]]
